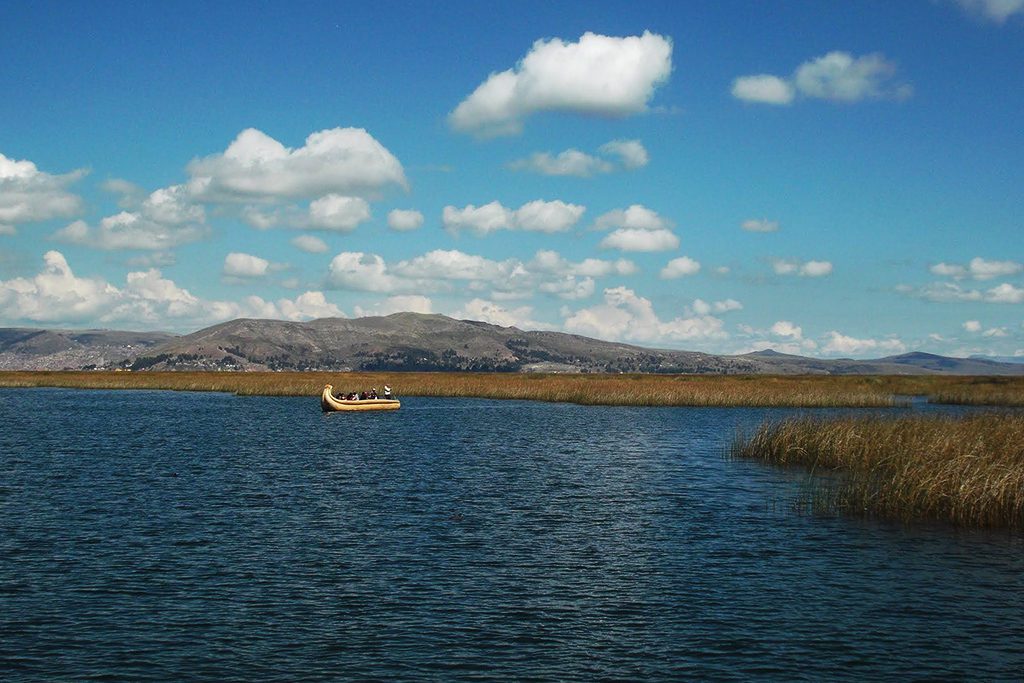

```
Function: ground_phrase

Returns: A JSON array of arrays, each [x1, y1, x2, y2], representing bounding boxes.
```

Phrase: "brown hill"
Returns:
[[132, 313, 758, 373], [0, 328, 175, 370], [3, 313, 1023, 375]]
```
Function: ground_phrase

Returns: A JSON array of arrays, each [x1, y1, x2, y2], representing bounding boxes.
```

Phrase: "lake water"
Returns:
[[1, 388, 1021, 680]]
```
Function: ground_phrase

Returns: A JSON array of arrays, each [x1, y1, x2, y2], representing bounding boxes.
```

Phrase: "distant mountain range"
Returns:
[[2, 313, 1023, 375], [0, 328, 175, 371], [970, 354, 1024, 365]]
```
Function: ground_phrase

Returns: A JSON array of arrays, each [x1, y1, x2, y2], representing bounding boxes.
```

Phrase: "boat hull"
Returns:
[[321, 385, 400, 412]]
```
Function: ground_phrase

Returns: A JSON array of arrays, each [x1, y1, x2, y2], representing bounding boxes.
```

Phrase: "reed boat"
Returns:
[[321, 384, 401, 412]]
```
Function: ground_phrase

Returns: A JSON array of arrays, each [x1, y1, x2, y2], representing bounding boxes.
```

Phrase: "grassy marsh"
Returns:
[[1, 371, 1024, 407], [733, 413, 1024, 528], [0, 370, 908, 407]]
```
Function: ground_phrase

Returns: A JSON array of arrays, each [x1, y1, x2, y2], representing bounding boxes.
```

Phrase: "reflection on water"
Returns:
[[1, 389, 1021, 680]]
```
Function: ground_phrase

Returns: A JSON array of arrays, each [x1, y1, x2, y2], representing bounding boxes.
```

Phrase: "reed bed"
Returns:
[[733, 413, 1024, 527], [929, 385, 1024, 407], [0, 370, 910, 407], [2, 371, 1023, 407]]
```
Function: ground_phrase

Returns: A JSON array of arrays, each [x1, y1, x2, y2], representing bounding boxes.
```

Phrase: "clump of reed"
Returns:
[[0, 371, 906, 407], [927, 377, 1024, 407], [733, 413, 1024, 527]]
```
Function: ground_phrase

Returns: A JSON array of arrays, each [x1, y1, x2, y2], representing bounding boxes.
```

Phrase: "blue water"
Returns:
[[1, 388, 1021, 681]]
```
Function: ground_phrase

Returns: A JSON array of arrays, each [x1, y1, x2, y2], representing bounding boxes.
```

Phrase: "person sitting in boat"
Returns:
[[359, 391, 368, 400], [368, 388, 378, 399], [347, 392, 358, 401], [383, 385, 392, 399]]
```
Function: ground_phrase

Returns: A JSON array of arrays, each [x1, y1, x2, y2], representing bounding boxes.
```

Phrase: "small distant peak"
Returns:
[[886, 351, 945, 362], [744, 348, 802, 358], [383, 311, 448, 321]]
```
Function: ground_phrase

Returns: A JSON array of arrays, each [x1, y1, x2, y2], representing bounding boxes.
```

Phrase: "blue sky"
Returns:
[[1, 0, 1022, 358]]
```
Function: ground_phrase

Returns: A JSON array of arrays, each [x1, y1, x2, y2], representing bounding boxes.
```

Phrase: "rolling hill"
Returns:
[[2, 313, 1022, 375], [0, 328, 174, 370]]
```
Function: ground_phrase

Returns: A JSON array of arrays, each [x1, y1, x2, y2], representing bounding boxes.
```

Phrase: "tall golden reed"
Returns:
[[1, 371, 1022, 406], [733, 413, 1024, 527], [0, 370, 906, 407]]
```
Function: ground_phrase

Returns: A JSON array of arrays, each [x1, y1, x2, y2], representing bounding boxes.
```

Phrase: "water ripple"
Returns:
[[1, 390, 1021, 680]]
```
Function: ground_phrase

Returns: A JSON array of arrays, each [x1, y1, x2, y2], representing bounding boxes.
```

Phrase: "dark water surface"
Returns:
[[1, 389, 1021, 681]]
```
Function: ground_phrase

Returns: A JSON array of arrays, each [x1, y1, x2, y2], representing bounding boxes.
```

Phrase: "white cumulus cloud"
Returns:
[[449, 31, 672, 136], [187, 127, 407, 202], [930, 262, 968, 278], [53, 184, 206, 251], [598, 139, 650, 169], [443, 200, 584, 235], [387, 209, 424, 231], [731, 75, 795, 105], [291, 235, 328, 253], [308, 194, 371, 231], [514, 199, 586, 233], [0, 153, 85, 234], [528, 250, 636, 278], [564, 286, 728, 345], [595, 205, 679, 252], [223, 252, 270, 278], [326, 249, 527, 297], [442, 201, 512, 235], [538, 276, 595, 300], [594, 204, 671, 231], [0, 251, 117, 323], [602, 228, 679, 252], [573, 257, 638, 277], [987, 283, 1024, 303], [277, 291, 343, 320], [771, 321, 803, 339], [393, 249, 519, 283], [326, 247, 635, 302], [732, 51, 910, 106], [822, 331, 906, 356], [734, 321, 819, 355], [689, 298, 742, 315], [977, 259, 1023, 282], [326, 252, 399, 293], [800, 260, 834, 277], [795, 52, 909, 102], [508, 149, 613, 177], [772, 259, 833, 277], [931, 257, 1022, 280], [510, 139, 649, 177], [451, 298, 548, 329], [0, 250, 337, 329], [909, 281, 1024, 305], [660, 256, 701, 278], [55, 215, 205, 252]]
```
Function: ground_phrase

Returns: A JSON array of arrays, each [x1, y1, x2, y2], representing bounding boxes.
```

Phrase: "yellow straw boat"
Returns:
[[321, 384, 401, 412]]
